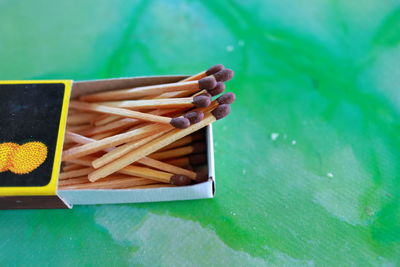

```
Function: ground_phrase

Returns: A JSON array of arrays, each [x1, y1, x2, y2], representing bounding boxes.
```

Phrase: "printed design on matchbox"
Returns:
[[0, 82, 66, 187], [0, 141, 48, 174]]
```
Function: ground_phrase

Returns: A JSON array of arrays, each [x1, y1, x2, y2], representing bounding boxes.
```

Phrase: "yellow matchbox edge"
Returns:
[[0, 80, 72, 196]]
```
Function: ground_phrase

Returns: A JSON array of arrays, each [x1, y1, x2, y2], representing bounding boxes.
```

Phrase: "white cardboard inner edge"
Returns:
[[58, 76, 216, 206]]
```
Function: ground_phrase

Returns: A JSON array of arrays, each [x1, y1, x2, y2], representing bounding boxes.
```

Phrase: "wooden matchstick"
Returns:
[[158, 131, 204, 151], [137, 157, 198, 180], [59, 176, 159, 190], [67, 113, 98, 126], [62, 123, 172, 161], [99, 95, 211, 110], [89, 164, 192, 186], [62, 133, 193, 185], [59, 167, 94, 180], [180, 64, 224, 82], [88, 105, 231, 181], [165, 154, 207, 167], [69, 101, 192, 128], [62, 163, 83, 172], [79, 76, 218, 102], [93, 115, 121, 126], [92, 131, 168, 168], [151, 64, 225, 99], [149, 142, 206, 161], [81, 108, 180, 136]]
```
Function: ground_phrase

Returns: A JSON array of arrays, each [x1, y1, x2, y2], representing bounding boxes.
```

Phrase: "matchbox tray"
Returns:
[[0, 76, 215, 210]]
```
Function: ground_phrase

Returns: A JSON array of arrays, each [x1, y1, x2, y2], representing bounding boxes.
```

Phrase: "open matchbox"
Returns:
[[0, 76, 216, 210]]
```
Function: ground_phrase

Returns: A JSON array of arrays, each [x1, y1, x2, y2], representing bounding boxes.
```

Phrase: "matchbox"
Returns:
[[0, 76, 216, 210]]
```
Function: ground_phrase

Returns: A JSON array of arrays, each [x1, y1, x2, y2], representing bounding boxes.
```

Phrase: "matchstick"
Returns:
[[59, 176, 159, 190], [149, 142, 206, 161], [94, 165, 192, 186], [69, 101, 191, 128], [93, 115, 121, 126], [136, 157, 200, 180], [158, 131, 204, 151], [59, 167, 94, 180], [80, 108, 177, 136], [62, 163, 83, 172], [165, 154, 207, 167], [88, 105, 231, 181], [98, 94, 211, 110], [153, 67, 233, 99], [79, 76, 218, 102], [92, 131, 168, 168], [180, 64, 224, 82], [67, 113, 98, 126], [62, 123, 172, 161], [63, 131, 194, 185], [90, 112, 204, 169]]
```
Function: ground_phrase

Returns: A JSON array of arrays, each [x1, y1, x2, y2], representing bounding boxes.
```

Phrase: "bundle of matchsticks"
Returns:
[[59, 64, 235, 190]]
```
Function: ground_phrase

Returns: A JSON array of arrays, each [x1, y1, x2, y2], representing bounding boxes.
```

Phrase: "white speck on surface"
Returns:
[[242, 169, 247, 175], [291, 140, 297, 145], [226, 45, 234, 52], [327, 172, 334, 178], [238, 40, 245, 46], [271, 133, 279, 141]]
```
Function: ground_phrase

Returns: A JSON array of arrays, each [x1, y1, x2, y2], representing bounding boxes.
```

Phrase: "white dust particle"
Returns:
[[242, 169, 247, 175], [291, 140, 297, 145], [271, 133, 279, 141], [238, 40, 245, 46], [226, 45, 234, 52], [327, 172, 334, 178]]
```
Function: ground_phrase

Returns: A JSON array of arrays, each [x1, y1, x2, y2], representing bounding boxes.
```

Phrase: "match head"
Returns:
[[170, 174, 192, 186], [170, 117, 190, 129], [198, 76, 217, 90], [189, 154, 207, 165], [207, 82, 225, 96], [193, 95, 211, 108], [192, 142, 206, 153], [214, 69, 234, 82], [211, 104, 231, 120], [184, 111, 204, 124], [217, 92, 236, 105], [205, 64, 224, 75]]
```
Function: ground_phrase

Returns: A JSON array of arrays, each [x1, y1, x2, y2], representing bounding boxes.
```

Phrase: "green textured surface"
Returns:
[[1, 0, 400, 266]]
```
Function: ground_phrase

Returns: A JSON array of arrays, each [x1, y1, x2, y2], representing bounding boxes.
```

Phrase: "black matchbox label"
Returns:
[[0, 81, 71, 195]]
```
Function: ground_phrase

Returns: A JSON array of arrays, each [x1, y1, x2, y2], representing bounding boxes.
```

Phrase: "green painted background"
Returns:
[[1, 0, 400, 266]]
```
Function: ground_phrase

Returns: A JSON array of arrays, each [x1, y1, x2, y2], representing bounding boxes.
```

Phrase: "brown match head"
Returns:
[[207, 82, 225, 96], [170, 117, 190, 129], [193, 95, 211, 108], [214, 69, 234, 82], [211, 104, 231, 120], [217, 92, 236, 105], [170, 174, 192, 186], [205, 64, 224, 75], [189, 154, 207, 165], [198, 76, 217, 90], [184, 111, 204, 124], [192, 142, 206, 153]]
